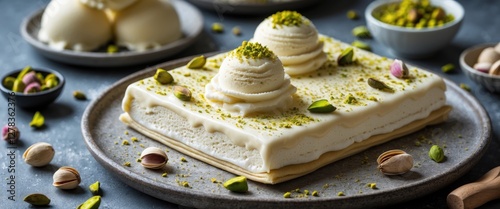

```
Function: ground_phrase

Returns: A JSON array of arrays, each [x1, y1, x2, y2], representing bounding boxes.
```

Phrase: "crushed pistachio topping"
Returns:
[[270, 10, 308, 28], [230, 41, 276, 62], [123, 162, 131, 167], [367, 183, 377, 189], [337, 191, 345, 196], [122, 140, 129, 145]]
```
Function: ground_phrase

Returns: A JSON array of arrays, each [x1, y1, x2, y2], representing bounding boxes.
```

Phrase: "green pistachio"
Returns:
[[346, 10, 359, 20], [223, 176, 248, 193], [173, 86, 191, 101], [24, 193, 50, 206], [154, 69, 174, 85], [352, 26, 371, 38], [368, 78, 394, 93], [29, 111, 45, 128], [17, 66, 33, 80], [107, 45, 118, 54], [211, 22, 224, 33], [3, 76, 16, 89], [77, 196, 101, 209], [351, 40, 371, 51], [12, 79, 26, 93], [36, 72, 45, 82], [232, 27, 242, 36], [337, 47, 355, 66], [283, 192, 292, 198], [429, 145, 445, 163], [441, 63, 455, 73], [186, 55, 206, 69], [89, 181, 100, 195], [308, 99, 337, 113], [73, 91, 87, 100]]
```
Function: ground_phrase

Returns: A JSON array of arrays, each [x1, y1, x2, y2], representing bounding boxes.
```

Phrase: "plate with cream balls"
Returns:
[[21, 0, 203, 67], [82, 10, 491, 209], [186, 0, 322, 15]]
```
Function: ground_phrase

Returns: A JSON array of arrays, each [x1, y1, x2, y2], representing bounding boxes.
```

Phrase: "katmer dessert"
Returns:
[[38, 0, 112, 51], [252, 11, 327, 75], [120, 13, 451, 184]]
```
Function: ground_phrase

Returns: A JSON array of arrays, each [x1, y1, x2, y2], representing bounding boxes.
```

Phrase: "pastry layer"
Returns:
[[120, 36, 450, 183]]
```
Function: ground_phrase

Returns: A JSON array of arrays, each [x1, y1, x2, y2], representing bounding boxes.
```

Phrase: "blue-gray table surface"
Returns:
[[1, 0, 499, 208]]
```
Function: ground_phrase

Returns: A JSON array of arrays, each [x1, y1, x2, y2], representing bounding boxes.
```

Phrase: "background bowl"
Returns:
[[0, 67, 65, 109], [460, 43, 500, 93], [365, 0, 464, 58]]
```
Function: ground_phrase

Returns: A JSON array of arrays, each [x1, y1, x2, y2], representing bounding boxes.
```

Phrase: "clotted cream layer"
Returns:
[[120, 36, 449, 183], [205, 43, 296, 116], [38, 0, 112, 51], [252, 12, 327, 75]]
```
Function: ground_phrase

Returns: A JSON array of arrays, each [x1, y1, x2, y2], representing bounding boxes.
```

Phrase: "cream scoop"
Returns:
[[113, 0, 182, 52], [38, 0, 112, 51], [205, 41, 296, 116], [79, 0, 137, 10], [252, 11, 327, 76]]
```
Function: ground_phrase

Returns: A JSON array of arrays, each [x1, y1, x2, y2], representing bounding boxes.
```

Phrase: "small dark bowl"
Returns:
[[0, 67, 65, 109]]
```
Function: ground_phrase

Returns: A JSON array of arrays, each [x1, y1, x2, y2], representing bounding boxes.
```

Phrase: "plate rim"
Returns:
[[81, 53, 491, 208], [186, 0, 323, 15], [20, 0, 204, 67]]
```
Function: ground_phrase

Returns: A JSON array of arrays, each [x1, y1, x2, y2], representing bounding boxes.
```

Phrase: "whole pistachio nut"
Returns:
[[223, 176, 248, 193], [368, 78, 394, 92], [24, 193, 50, 206], [53, 166, 81, 189], [473, 62, 492, 73], [431, 7, 446, 21], [337, 47, 355, 66], [352, 26, 371, 38], [154, 68, 174, 85], [140, 147, 168, 169], [429, 145, 445, 163], [12, 79, 26, 93], [3, 76, 16, 90], [346, 10, 359, 20], [23, 142, 55, 167], [73, 90, 87, 100], [2, 125, 20, 143], [24, 82, 41, 94], [173, 86, 192, 101], [77, 195, 101, 209], [29, 111, 45, 128], [351, 40, 371, 51], [36, 72, 45, 82], [89, 181, 100, 195], [22, 71, 41, 86], [377, 149, 414, 175], [186, 55, 206, 69], [308, 99, 337, 113], [390, 59, 410, 78]]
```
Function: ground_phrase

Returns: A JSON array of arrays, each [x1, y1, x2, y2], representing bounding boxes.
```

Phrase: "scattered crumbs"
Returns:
[[414, 140, 422, 146], [312, 190, 319, 197], [441, 63, 455, 73], [211, 22, 224, 33], [114, 141, 118, 145], [180, 157, 188, 162], [322, 183, 330, 189], [123, 162, 131, 167], [140, 144, 145, 148], [210, 178, 218, 183], [232, 26, 241, 36], [283, 192, 292, 198], [303, 190, 309, 195], [131, 137, 139, 142], [136, 158, 141, 162], [162, 172, 168, 177], [367, 183, 377, 189], [124, 130, 129, 135], [457, 134, 463, 138], [337, 191, 345, 196], [347, 10, 359, 20], [460, 83, 471, 91], [122, 140, 130, 145]]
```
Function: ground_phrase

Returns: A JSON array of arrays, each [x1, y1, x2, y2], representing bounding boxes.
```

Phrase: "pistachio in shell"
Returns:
[[377, 149, 414, 175], [53, 166, 81, 189], [23, 142, 55, 167], [368, 78, 394, 92], [140, 147, 168, 169]]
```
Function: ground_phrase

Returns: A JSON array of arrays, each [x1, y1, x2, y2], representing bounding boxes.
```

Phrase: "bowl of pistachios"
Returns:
[[460, 43, 500, 93], [365, 0, 464, 58], [0, 66, 65, 109]]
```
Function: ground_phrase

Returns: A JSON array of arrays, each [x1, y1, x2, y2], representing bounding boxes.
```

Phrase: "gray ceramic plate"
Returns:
[[186, 0, 322, 15], [20, 0, 203, 67], [82, 54, 491, 209]]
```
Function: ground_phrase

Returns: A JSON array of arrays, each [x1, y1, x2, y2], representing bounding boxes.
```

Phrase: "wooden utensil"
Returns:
[[447, 166, 500, 209]]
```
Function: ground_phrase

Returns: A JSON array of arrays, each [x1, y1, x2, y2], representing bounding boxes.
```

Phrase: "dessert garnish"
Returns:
[[351, 40, 371, 51], [337, 47, 355, 66], [377, 149, 413, 175], [186, 55, 206, 69], [429, 145, 445, 163], [368, 78, 394, 92], [308, 99, 337, 113], [223, 176, 248, 193], [89, 181, 101, 195], [173, 86, 192, 101], [3, 66, 60, 94], [154, 69, 174, 85], [270, 10, 308, 28]]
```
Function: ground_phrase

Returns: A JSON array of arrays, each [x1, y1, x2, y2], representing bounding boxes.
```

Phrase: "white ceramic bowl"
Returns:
[[365, 0, 464, 58], [460, 43, 500, 93]]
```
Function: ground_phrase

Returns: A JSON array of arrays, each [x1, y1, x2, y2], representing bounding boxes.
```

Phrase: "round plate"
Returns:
[[82, 54, 491, 209], [186, 0, 322, 15], [20, 0, 203, 67]]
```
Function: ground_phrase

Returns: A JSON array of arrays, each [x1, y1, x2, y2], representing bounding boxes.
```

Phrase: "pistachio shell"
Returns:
[[488, 60, 500, 76], [23, 142, 55, 167], [140, 147, 168, 169], [377, 149, 413, 175], [24, 193, 50, 206], [223, 176, 248, 193], [53, 166, 81, 189], [478, 47, 500, 64], [186, 55, 206, 69], [473, 62, 492, 73]]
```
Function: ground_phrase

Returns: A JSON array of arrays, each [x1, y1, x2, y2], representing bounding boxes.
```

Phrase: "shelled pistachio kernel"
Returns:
[[211, 22, 224, 33], [186, 55, 206, 69], [24, 193, 50, 206], [12, 79, 26, 92], [283, 192, 292, 198], [441, 63, 455, 73], [352, 26, 371, 38], [347, 10, 359, 20], [3, 76, 16, 89], [44, 73, 59, 88], [308, 99, 336, 113], [89, 181, 100, 195], [173, 86, 192, 101], [429, 145, 445, 163], [351, 40, 371, 51], [337, 47, 354, 66], [23, 142, 55, 167], [223, 176, 248, 193], [73, 90, 87, 100], [154, 68, 174, 85], [29, 111, 45, 128], [77, 196, 101, 209], [368, 78, 394, 92]]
